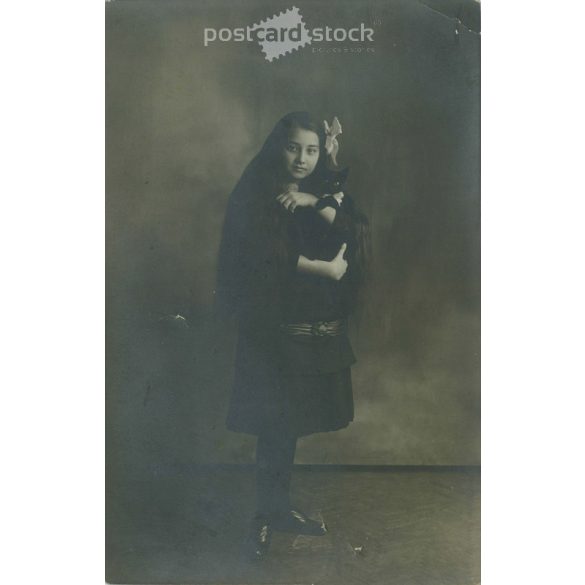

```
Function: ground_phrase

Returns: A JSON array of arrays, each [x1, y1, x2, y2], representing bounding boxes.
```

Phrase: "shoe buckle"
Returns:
[[291, 510, 307, 523]]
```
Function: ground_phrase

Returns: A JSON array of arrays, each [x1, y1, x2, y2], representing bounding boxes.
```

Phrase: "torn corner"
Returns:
[[416, 0, 481, 35]]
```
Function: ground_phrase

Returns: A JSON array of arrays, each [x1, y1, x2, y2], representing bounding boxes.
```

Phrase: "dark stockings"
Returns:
[[255, 428, 297, 517]]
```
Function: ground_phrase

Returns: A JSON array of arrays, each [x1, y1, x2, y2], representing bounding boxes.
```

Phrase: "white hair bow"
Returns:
[[324, 116, 342, 167]]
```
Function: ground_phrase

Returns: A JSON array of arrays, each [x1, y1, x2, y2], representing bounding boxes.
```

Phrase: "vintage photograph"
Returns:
[[106, 0, 481, 583]]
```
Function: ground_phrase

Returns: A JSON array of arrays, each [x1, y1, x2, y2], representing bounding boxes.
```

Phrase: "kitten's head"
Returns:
[[320, 166, 349, 195]]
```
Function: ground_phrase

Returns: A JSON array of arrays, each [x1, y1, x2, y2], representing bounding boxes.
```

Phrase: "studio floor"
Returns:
[[107, 467, 480, 585]]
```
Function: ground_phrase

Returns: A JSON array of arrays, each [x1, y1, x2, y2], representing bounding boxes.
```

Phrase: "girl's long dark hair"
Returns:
[[215, 111, 370, 321]]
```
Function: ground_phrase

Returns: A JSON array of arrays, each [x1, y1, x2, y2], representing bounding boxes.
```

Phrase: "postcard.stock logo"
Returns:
[[203, 6, 375, 62]]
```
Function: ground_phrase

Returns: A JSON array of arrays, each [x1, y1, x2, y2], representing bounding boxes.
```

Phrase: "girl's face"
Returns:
[[281, 127, 320, 181]]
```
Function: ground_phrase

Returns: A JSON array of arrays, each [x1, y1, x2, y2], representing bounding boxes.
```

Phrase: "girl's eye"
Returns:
[[307, 149, 318, 156], [287, 144, 298, 153]]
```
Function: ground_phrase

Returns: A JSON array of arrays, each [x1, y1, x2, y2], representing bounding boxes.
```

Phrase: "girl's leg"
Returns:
[[255, 428, 297, 517], [253, 427, 327, 540], [246, 427, 297, 559]]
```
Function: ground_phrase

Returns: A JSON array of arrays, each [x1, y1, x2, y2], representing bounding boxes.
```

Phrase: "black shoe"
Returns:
[[245, 515, 272, 560], [271, 509, 327, 536]]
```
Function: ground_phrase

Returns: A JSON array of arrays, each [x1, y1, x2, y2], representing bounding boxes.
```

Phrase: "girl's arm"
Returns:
[[314, 205, 337, 225], [296, 244, 348, 281], [275, 190, 342, 225]]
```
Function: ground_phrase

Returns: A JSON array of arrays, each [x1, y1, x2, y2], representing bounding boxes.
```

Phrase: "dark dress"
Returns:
[[218, 179, 362, 437]]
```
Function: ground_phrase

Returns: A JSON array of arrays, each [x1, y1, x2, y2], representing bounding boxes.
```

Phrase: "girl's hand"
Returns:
[[327, 243, 348, 281], [276, 191, 318, 213]]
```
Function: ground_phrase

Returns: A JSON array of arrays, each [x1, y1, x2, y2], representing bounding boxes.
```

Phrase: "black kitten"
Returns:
[[318, 166, 349, 196]]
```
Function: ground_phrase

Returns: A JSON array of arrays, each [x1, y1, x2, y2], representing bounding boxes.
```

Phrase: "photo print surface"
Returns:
[[106, 1, 480, 583]]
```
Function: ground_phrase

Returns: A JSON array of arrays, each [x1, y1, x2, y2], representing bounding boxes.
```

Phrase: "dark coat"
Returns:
[[216, 169, 366, 437]]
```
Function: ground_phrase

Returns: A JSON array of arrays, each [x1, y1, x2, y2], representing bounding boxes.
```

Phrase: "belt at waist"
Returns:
[[280, 319, 346, 337]]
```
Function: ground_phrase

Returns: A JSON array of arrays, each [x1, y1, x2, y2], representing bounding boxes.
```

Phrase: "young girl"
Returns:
[[216, 111, 369, 559]]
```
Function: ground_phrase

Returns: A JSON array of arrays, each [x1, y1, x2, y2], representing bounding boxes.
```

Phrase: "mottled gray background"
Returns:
[[106, 0, 480, 479]]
